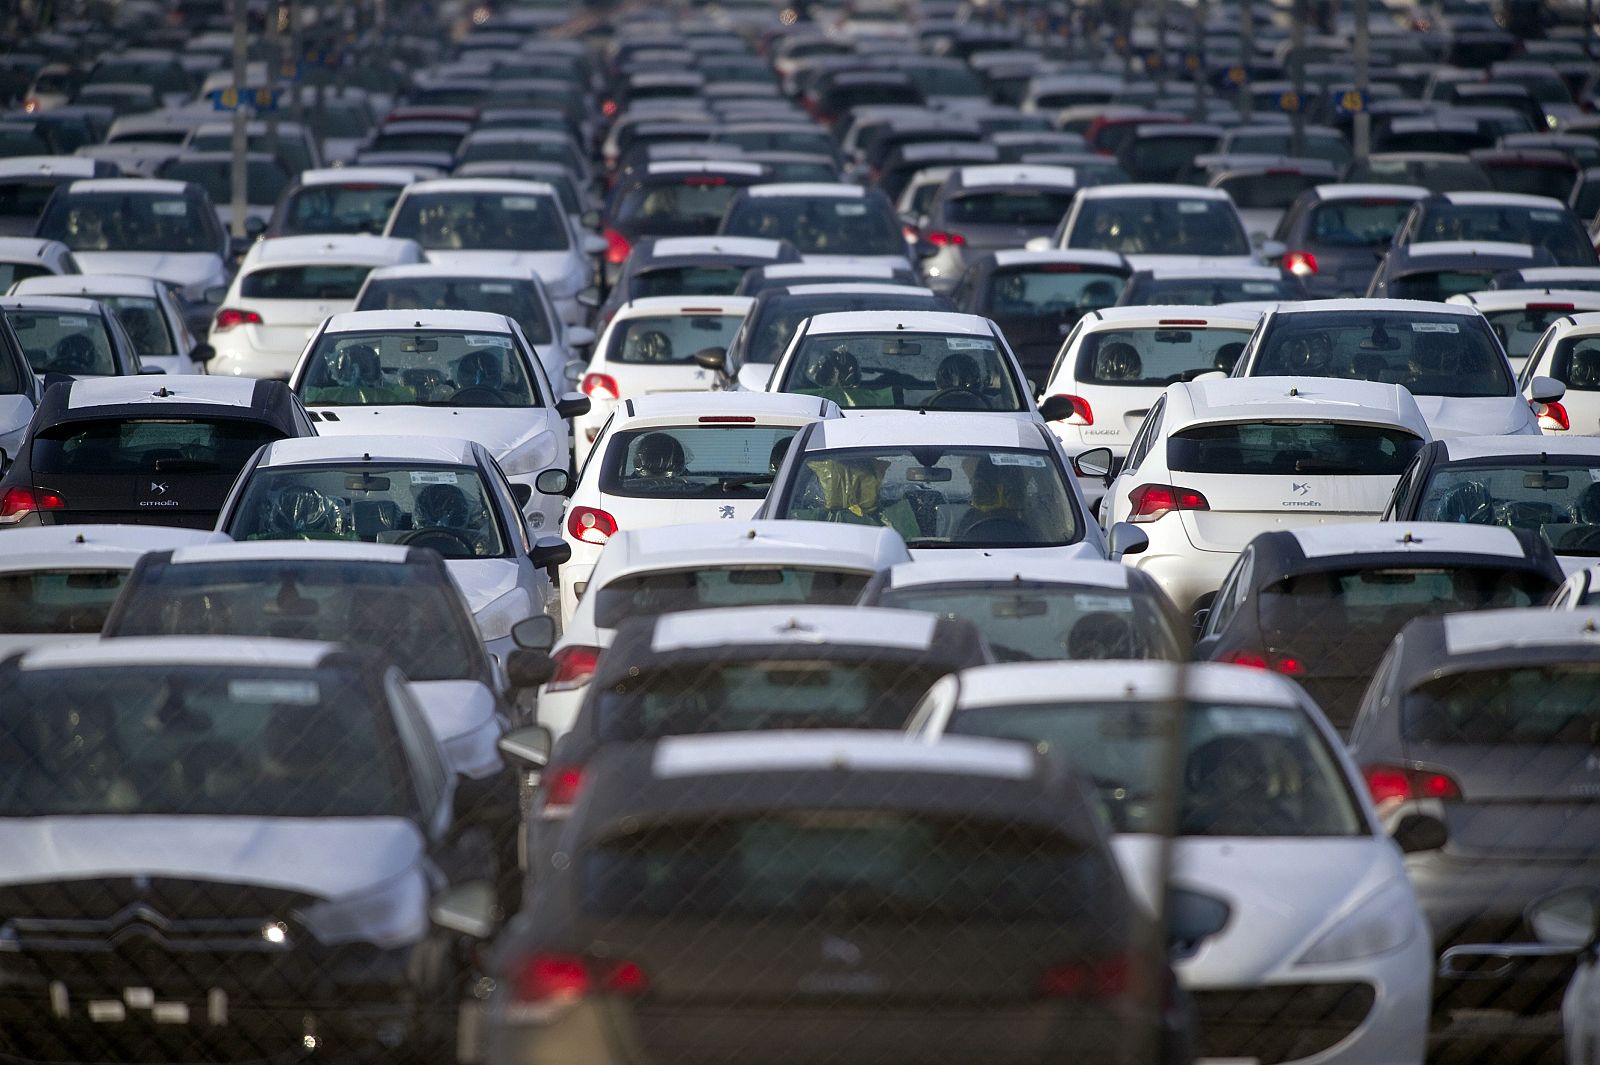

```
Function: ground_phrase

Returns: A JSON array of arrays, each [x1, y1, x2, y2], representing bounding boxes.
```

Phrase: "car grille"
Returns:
[[1191, 982, 1376, 1064]]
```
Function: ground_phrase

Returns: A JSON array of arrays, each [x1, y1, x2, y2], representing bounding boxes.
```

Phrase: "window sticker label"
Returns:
[[1177, 201, 1209, 214], [480, 283, 514, 293], [1074, 593, 1134, 612], [988, 452, 1048, 467], [151, 201, 187, 216], [1411, 322, 1459, 333], [502, 196, 543, 210], [410, 470, 459, 484], [1531, 210, 1562, 222], [1205, 707, 1298, 735], [835, 203, 867, 216], [945, 337, 996, 351], [57, 316, 89, 327], [229, 680, 320, 704], [464, 334, 508, 346]]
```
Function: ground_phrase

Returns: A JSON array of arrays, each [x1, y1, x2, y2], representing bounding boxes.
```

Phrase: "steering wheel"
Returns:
[[397, 528, 477, 556], [449, 386, 503, 405], [961, 515, 1033, 542], [922, 387, 993, 410]]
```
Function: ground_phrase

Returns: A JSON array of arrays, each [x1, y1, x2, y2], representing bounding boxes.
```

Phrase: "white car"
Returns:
[[266, 166, 423, 238], [533, 519, 911, 738], [1550, 561, 1600, 608], [758, 411, 1108, 563], [208, 235, 425, 381], [1041, 305, 1264, 510], [11, 273, 213, 375], [1038, 183, 1270, 271], [0, 236, 78, 289], [216, 435, 569, 662], [765, 309, 1040, 420], [1446, 289, 1600, 375], [1091, 376, 1432, 614], [572, 295, 753, 466], [288, 310, 589, 533], [907, 659, 1433, 1065], [353, 263, 595, 391], [1233, 299, 1547, 439], [382, 178, 604, 327], [0, 524, 223, 656], [557, 390, 842, 623], [1517, 310, 1600, 435]]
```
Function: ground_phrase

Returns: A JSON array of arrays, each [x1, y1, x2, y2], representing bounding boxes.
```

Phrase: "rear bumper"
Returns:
[[1130, 536, 1235, 615], [206, 336, 297, 382]]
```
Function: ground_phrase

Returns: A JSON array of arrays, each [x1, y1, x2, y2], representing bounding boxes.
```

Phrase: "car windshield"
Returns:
[[1417, 464, 1600, 555], [38, 191, 223, 254], [298, 329, 540, 407], [593, 567, 870, 629], [599, 425, 799, 499], [632, 265, 749, 299], [597, 658, 948, 737], [1392, 267, 1505, 301], [0, 666, 412, 817], [387, 191, 571, 252], [1307, 198, 1417, 247], [946, 700, 1365, 836], [1252, 311, 1513, 396], [982, 266, 1125, 319], [606, 313, 744, 365], [98, 295, 174, 357], [31, 418, 284, 476], [109, 559, 484, 682], [0, 569, 127, 635], [779, 331, 1025, 412], [1214, 173, 1324, 210], [1261, 567, 1548, 644], [1074, 326, 1253, 385], [1228, 133, 1350, 166], [1133, 276, 1299, 305], [1411, 203, 1594, 264], [617, 180, 747, 227], [6, 309, 115, 375], [280, 184, 404, 236], [159, 158, 288, 206], [781, 446, 1080, 549], [241, 265, 372, 301], [581, 811, 1095, 923], [1545, 334, 1600, 393], [945, 189, 1076, 227], [1068, 197, 1250, 257], [1168, 421, 1423, 475], [359, 277, 554, 345], [723, 195, 904, 256], [1480, 307, 1571, 362], [227, 464, 507, 558], [1347, 157, 1491, 192], [880, 580, 1180, 662], [187, 133, 314, 175], [748, 294, 945, 367], [1404, 664, 1600, 744]]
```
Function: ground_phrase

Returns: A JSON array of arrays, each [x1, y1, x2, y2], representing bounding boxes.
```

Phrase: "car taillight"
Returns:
[[601, 99, 618, 117], [545, 645, 601, 693], [567, 506, 617, 545], [1039, 954, 1133, 1001], [1283, 251, 1318, 277], [581, 372, 620, 401], [1222, 650, 1305, 675], [603, 228, 631, 265], [213, 308, 263, 331], [1052, 394, 1093, 424], [1362, 763, 1462, 811], [0, 486, 65, 525], [1527, 303, 1575, 312], [537, 764, 586, 818], [508, 952, 647, 1009], [926, 231, 965, 246], [1536, 399, 1570, 431], [1127, 483, 1209, 523]]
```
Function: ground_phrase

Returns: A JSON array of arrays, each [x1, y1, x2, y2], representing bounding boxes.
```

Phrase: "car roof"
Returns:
[[644, 159, 767, 177], [616, 390, 838, 423], [0, 524, 223, 572], [12, 273, 164, 297], [1311, 182, 1430, 200], [1434, 434, 1600, 462], [362, 263, 538, 283], [1076, 183, 1234, 201], [0, 156, 104, 179], [781, 283, 936, 297], [255, 434, 481, 468], [644, 604, 942, 654], [322, 308, 515, 333], [947, 660, 1309, 710], [1267, 297, 1484, 317], [241, 235, 421, 270], [0, 237, 68, 262], [805, 412, 1048, 450], [167, 540, 414, 566], [884, 556, 1131, 589], [952, 164, 1078, 188], [1080, 304, 1263, 328], [597, 519, 909, 579], [800, 309, 993, 335], [14, 635, 339, 672], [1171, 376, 1429, 434], [743, 182, 868, 199], [756, 261, 903, 279], [0, 294, 103, 314], [645, 235, 790, 259], [1138, 264, 1285, 280], [649, 729, 1036, 781], [65, 178, 190, 195], [1438, 190, 1568, 209], [1448, 289, 1600, 311], [1285, 521, 1530, 560], [1390, 608, 1600, 690], [295, 167, 421, 187], [987, 248, 1129, 270], [1402, 240, 1540, 260], [401, 177, 558, 197], [58, 375, 262, 411]]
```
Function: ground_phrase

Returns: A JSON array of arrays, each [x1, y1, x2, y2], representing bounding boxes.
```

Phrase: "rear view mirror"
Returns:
[[905, 465, 952, 483], [577, 287, 601, 308], [512, 614, 557, 652], [882, 339, 922, 356], [202, 285, 229, 305], [1039, 394, 1077, 423], [1167, 888, 1231, 961], [497, 723, 553, 768], [191, 342, 217, 362], [1024, 236, 1052, 252], [511, 482, 533, 506], [1259, 239, 1286, 260], [583, 234, 608, 256], [138, 366, 166, 375], [566, 326, 596, 348], [555, 392, 591, 419], [580, 209, 601, 230], [506, 649, 557, 690], [1529, 376, 1566, 405], [345, 474, 392, 492], [1523, 472, 1570, 490], [1527, 887, 1600, 949]]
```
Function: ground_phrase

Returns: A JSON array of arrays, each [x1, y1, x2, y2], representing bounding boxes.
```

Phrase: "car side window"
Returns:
[[1209, 546, 1254, 636], [1048, 320, 1085, 384], [1347, 641, 1399, 748], [575, 410, 614, 487], [1125, 397, 1165, 472], [1519, 325, 1559, 389], [387, 672, 448, 828], [1382, 457, 1421, 520]]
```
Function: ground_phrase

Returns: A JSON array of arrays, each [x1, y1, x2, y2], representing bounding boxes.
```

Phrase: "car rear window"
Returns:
[[1482, 306, 1571, 362], [1548, 335, 1600, 392], [31, 418, 284, 475], [1260, 567, 1547, 640], [1412, 203, 1594, 265], [1307, 198, 1416, 247], [945, 189, 1076, 227], [0, 263, 52, 291], [1134, 276, 1300, 305], [241, 265, 373, 301], [617, 179, 746, 226], [598, 425, 798, 499], [1215, 172, 1324, 210], [280, 184, 404, 236], [0, 569, 127, 635], [780, 331, 1025, 412], [607, 313, 744, 365], [1403, 665, 1600, 744], [1391, 268, 1502, 302], [1067, 197, 1250, 257], [581, 811, 1096, 922], [1073, 325, 1252, 385], [1167, 422, 1423, 475], [631, 266, 748, 299], [723, 195, 904, 257], [594, 567, 869, 629], [387, 191, 570, 253], [358, 277, 553, 345], [1252, 310, 1512, 396]]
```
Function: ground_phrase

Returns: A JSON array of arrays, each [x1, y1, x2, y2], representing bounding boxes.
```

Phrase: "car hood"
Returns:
[[71, 251, 225, 290], [310, 406, 559, 464], [1113, 834, 1406, 984], [0, 815, 425, 901], [1410, 394, 1537, 438], [405, 679, 504, 781], [420, 249, 580, 288]]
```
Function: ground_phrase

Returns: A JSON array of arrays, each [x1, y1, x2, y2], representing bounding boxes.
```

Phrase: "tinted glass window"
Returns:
[[186, 132, 313, 175], [32, 418, 283, 475], [1227, 132, 1350, 166], [1168, 422, 1423, 475], [945, 189, 1075, 227], [280, 184, 403, 236], [8, 309, 115, 375], [1068, 197, 1249, 257], [1215, 172, 1324, 209], [1549, 334, 1600, 392], [1481, 306, 1569, 362], [1347, 157, 1491, 192], [0, 263, 50, 291], [1260, 567, 1546, 639], [632, 265, 748, 299], [388, 191, 570, 252], [1253, 311, 1512, 396], [948, 701, 1364, 836], [617, 179, 745, 226], [158, 158, 289, 206], [1073, 326, 1253, 386], [1132, 276, 1300, 305], [1417, 463, 1600, 555], [0, 666, 411, 817], [0, 180, 57, 220], [241, 265, 372, 301], [38, 191, 223, 254], [1404, 665, 1600, 744], [358, 277, 553, 345], [299, 329, 540, 407], [1411, 202, 1594, 264], [594, 568, 869, 629], [0, 569, 126, 634], [780, 331, 1024, 411], [724, 195, 904, 256], [748, 294, 946, 367], [1307, 198, 1415, 246], [110, 559, 482, 682], [599, 425, 797, 499], [606, 313, 744, 365], [1391, 267, 1502, 301]]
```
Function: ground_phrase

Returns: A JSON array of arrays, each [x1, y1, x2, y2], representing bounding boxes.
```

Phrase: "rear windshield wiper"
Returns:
[[152, 457, 220, 472]]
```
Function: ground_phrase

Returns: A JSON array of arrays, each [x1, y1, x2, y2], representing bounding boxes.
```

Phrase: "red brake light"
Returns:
[[1283, 251, 1318, 278], [698, 415, 757, 423], [604, 959, 650, 994], [684, 175, 728, 186], [567, 506, 618, 545], [545, 645, 601, 693], [1127, 483, 1209, 523], [1039, 954, 1134, 1001], [538, 764, 586, 817], [927, 231, 965, 246], [0, 487, 65, 525], [581, 372, 620, 401], [512, 953, 590, 1005], [603, 228, 632, 266], [602, 99, 618, 117], [213, 308, 263, 331], [1157, 319, 1207, 326], [1361, 763, 1462, 811], [1526, 303, 1575, 312], [1537, 399, 1570, 431], [1222, 650, 1304, 675]]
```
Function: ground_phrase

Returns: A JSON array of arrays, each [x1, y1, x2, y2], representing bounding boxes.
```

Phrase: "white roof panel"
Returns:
[[1443, 608, 1600, 656], [1291, 522, 1524, 559], [19, 636, 338, 672], [653, 730, 1034, 780], [649, 605, 937, 653]]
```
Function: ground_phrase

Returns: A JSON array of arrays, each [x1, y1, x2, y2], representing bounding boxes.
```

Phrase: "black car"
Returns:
[[0, 375, 313, 528], [718, 281, 953, 390], [488, 730, 1173, 1065], [1195, 523, 1562, 733], [1367, 240, 1558, 300], [1270, 184, 1429, 298], [598, 234, 801, 326], [1346, 608, 1600, 1022]]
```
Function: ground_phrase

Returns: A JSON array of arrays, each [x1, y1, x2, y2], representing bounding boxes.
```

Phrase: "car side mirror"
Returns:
[[202, 285, 229, 305], [567, 326, 597, 348], [511, 482, 533, 507], [694, 346, 727, 373], [1527, 886, 1600, 949], [512, 614, 557, 652], [1024, 236, 1053, 252], [555, 392, 592, 419], [563, 361, 584, 385], [497, 723, 553, 768], [1529, 375, 1566, 405], [1039, 394, 1075, 423], [1108, 521, 1149, 560], [583, 234, 608, 256], [1072, 445, 1113, 480], [577, 287, 601, 309], [1391, 812, 1448, 854], [530, 534, 571, 568], [191, 341, 216, 362], [534, 467, 572, 496], [1259, 238, 1286, 260], [428, 880, 496, 939], [506, 649, 557, 690]]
